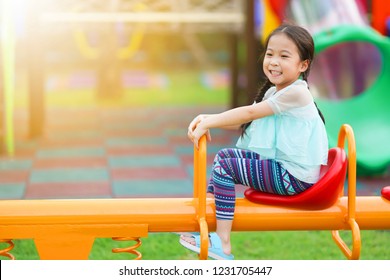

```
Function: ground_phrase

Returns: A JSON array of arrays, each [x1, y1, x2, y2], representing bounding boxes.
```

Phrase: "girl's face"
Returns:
[[263, 33, 309, 91]]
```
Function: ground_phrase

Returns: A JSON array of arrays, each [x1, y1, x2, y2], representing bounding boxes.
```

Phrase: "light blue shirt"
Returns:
[[236, 80, 328, 183]]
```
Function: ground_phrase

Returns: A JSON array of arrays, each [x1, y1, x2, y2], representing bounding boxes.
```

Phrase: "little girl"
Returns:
[[181, 23, 328, 260]]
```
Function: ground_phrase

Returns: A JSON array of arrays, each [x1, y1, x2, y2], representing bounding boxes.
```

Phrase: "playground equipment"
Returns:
[[0, 124, 389, 260], [7, 0, 248, 140], [260, 0, 368, 40], [245, 147, 347, 210], [313, 25, 390, 175], [72, 3, 147, 61], [0, 0, 15, 156], [372, 0, 390, 35]]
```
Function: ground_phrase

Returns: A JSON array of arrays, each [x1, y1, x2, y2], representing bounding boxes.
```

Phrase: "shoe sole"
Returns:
[[179, 238, 228, 260]]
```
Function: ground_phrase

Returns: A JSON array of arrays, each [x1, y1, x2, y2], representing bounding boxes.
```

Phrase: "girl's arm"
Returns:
[[189, 101, 274, 148], [187, 115, 240, 143], [219, 124, 242, 130], [188, 114, 241, 133]]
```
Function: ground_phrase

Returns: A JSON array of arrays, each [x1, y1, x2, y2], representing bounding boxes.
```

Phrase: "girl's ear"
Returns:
[[300, 59, 310, 73]]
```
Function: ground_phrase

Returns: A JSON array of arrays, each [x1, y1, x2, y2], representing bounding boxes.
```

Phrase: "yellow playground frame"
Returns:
[[0, 124, 389, 260]]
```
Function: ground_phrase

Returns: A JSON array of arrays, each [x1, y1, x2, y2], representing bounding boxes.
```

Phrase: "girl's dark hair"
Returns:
[[240, 23, 325, 136]]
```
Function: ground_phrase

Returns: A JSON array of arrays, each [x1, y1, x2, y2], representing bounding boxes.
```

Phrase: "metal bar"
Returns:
[[0, 197, 389, 232], [0, 0, 15, 155]]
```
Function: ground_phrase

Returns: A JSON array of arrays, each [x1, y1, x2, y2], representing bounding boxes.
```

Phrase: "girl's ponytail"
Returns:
[[302, 76, 325, 124], [314, 102, 325, 124], [240, 79, 273, 136]]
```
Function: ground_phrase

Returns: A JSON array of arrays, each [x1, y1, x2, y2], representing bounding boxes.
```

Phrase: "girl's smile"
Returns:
[[269, 70, 282, 77]]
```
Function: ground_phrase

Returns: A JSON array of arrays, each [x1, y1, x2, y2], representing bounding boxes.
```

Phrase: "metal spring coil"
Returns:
[[112, 237, 142, 260], [0, 239, 15, 260]]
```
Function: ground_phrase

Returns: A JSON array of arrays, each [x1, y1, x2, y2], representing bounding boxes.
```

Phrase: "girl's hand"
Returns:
[[188, 114, 206, 133], [190, 124, 211, 149], [187, 115, 211, 148]]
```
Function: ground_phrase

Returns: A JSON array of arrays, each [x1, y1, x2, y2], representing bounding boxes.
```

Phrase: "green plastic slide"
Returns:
[[313, 25, 390, 175]]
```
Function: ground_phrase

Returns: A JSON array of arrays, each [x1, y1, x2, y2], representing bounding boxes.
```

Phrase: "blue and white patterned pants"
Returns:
[[207, 148, 313, 220]]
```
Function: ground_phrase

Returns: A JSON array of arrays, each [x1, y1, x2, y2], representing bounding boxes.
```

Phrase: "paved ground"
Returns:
[[0, 105, 388, 200], [0, 105, 239, 199]]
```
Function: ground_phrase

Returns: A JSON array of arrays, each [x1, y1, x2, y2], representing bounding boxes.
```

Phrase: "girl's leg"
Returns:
[[207, 148, 261, 195], [205, 154, 269, 255], [209, 157, 312, 255], [182, 148, 312, 257], [215, 219, 233, 255], [182, 148, 259, 256]]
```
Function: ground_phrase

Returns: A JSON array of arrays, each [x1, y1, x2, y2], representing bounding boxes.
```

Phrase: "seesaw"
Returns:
[[0, 124, 389, 260]]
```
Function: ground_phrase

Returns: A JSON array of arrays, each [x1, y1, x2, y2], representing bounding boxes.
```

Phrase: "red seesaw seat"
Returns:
[[382, 186, 390, 201], [244, 148, 347, 210]]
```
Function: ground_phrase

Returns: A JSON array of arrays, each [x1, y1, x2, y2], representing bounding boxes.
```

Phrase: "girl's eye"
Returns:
[[265, 53, 272, 57], [281, 55, 289, 58]]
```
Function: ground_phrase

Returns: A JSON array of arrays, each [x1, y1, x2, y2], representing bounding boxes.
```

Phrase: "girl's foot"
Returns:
[[180, 232, 231, 256], [179, 232, 234, 260]]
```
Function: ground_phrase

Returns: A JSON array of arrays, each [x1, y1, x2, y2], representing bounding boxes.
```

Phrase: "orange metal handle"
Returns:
[[333, 124, 361, 259], [193, 135, 209, 260]]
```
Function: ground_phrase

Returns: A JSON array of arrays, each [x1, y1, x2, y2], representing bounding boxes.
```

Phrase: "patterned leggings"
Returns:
[[207, 148, 313, 220]]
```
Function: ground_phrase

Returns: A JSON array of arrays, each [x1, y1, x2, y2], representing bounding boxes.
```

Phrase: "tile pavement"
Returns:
[[0, 106, 238, 199]]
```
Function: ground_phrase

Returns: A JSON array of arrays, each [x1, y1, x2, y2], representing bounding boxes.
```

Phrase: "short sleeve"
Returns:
[[266, 85, 313, 114]]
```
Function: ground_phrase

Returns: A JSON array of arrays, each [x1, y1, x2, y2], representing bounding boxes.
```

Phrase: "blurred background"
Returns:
[[0, 0, 389, 200]]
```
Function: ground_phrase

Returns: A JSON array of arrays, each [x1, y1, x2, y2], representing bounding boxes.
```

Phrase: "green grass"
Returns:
[[13, 69, 230, 110], [42, 70, 230, 108], [2, 230, 389, 260]]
